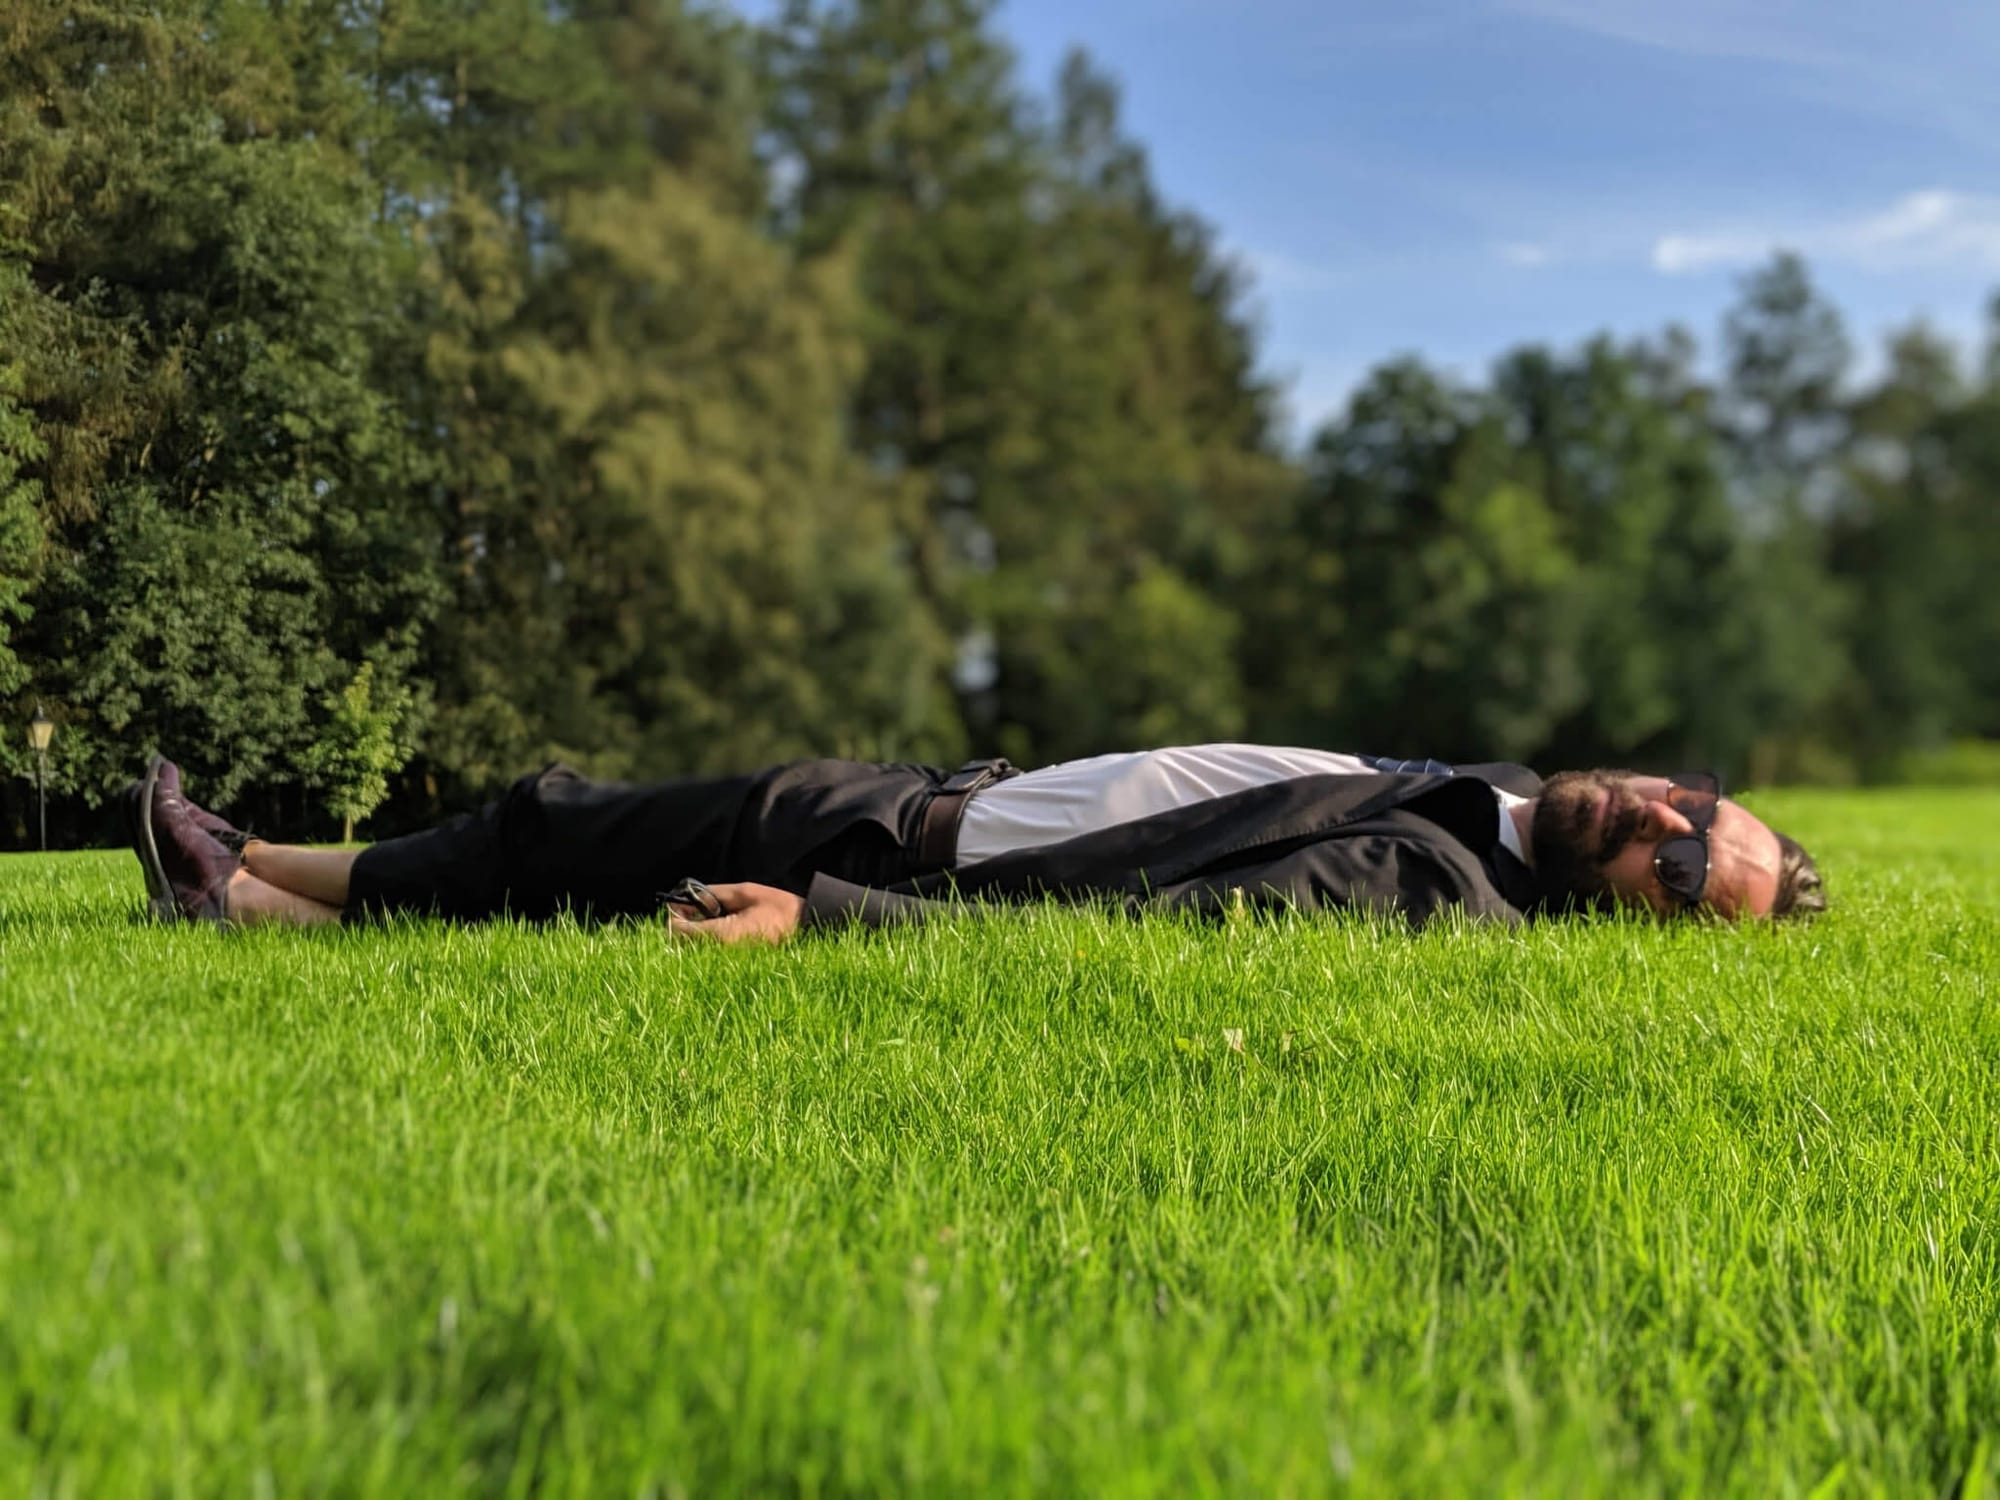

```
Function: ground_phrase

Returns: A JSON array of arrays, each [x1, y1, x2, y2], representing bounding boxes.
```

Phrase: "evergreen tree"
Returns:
[[472, 167, 959, 775], [1949, 316, 2000, 737], [1494, 335, 1781, 774], [759, 0, 1042, 659], [762, 11, 1287, 762], [1257, 359, 1584, 762], [1715, 254, 1855, 780], [1829, 326, 1971, 769], [1721, 252, 1853, 496], [973, 52, 1289, 761]]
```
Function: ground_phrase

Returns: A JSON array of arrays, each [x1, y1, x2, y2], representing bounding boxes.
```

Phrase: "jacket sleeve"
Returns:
[[800, 873, 959, 930], [1141, 833, 1520, 928], [801, 830, 1519, 932]]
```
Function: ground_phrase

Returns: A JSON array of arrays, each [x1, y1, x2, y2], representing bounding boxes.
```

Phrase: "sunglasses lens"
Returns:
[[1655, 836, 1708, 902], [1668, 778, 1719, 827]]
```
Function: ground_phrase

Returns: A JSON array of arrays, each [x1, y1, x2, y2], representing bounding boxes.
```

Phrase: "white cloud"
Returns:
[[1651, 189, 2000, 276], [1241, 246, 1345, 293], [1497, 241, 1552, 268], [1651, 231, 1774, 275], [1846, 190, 2000, 268]]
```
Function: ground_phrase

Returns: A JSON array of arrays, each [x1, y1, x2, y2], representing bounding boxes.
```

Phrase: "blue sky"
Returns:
[[990, 0, 2000, 440], [740, 0, 2000, 442]]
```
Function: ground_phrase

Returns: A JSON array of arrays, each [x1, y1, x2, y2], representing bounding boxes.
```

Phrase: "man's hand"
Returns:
[[664, 882, 804, 945]]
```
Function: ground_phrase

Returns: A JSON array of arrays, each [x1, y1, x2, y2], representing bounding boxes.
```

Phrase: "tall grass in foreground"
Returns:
[[1, 789, 1995, 1496]]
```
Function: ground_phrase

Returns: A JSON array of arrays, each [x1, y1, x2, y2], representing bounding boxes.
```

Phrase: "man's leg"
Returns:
[[215, 758, 946, 930], [137, 760, 359, 928], [241, 841, 355, 907], [179, 764, 767, 929], [223, 864, 345, 927], [343, 758, 949, 926], [339, 762, 777, 926]]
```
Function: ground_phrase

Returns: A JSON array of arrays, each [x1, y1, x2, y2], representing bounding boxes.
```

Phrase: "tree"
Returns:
[[0, 0, 441, 833], [762, 15, 1288, 761], [386, 0, 960, 790], [1824, 326, 1972, 770], [759, 0, 1042, 667], [974, 51, 1289, 761], [0, 326, 45, 708], [469, 166, 961, 775], [1721, 251, 1853, 498], [1492, 334, 1797, 775], [301, 661, 416, 841], [1252, 358, 1584, 763], [1712, 254, 1856, 780]]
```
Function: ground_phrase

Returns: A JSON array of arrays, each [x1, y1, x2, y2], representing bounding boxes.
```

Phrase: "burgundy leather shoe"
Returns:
[[154, 757, 253, 854], [146, 767, 239, 926]]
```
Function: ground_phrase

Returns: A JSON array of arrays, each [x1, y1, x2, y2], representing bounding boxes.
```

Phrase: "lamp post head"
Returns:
[[28, 703, 53, 754]]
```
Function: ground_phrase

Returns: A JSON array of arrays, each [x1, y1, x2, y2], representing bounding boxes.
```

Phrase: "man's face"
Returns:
[[1532, 770, 1783, 920]]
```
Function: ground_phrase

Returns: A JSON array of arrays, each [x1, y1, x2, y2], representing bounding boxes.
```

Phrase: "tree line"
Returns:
[[3, 0, 1998, 847]]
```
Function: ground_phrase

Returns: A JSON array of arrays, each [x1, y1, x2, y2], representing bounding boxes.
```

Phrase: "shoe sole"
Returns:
[[122, 778, 174, 920], [134, 754, 180, 925]]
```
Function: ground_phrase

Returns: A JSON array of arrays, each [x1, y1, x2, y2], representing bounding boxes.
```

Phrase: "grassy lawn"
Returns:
[[2, 789, 1996, 1495]]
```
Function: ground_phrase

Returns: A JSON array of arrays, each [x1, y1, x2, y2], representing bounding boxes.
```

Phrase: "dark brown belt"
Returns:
[[915, 759, 1015, 871]]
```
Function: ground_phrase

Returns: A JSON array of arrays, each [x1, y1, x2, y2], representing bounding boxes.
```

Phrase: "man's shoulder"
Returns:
[[1450, 761, 1543, 798], [1325, 751, 1541, 799]]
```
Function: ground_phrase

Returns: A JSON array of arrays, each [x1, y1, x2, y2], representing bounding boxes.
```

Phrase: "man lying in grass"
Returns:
[[126, 746, 1825, 943]]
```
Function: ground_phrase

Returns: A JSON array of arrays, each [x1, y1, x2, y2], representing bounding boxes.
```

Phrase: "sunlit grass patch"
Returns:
[[1, 793, 1995, 1495]]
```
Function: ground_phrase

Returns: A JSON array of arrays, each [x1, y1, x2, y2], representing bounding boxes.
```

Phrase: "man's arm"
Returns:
[[665, 883, 807, 944], [669, 827, 1517, 945], [799, 827, 1511, 932], [799, 874, 957, 930], [664, 875, 961, 944]]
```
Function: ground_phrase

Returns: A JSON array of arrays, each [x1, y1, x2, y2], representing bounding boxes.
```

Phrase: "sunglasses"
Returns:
[[1655, 772, 1722, 908], [661, 877, 724, 922]]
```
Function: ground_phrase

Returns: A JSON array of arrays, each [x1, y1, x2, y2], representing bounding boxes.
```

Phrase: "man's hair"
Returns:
[[1770, 832, 1826, 920]]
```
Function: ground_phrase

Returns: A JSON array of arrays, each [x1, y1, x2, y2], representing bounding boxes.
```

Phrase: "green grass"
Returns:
[[2, 789, 1996, 1496]]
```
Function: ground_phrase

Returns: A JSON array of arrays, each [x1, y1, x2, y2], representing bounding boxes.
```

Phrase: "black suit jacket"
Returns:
[[799, 762, 1546, 931]]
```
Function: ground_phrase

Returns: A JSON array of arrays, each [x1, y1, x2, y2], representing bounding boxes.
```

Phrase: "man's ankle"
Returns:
[[220, 867, 247, 926]]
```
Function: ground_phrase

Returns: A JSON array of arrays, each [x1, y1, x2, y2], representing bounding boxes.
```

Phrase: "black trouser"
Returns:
[[343, 760, 945, 925]]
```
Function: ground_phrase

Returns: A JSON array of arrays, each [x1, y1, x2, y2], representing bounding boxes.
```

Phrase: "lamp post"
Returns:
[[27, 703, 53, 852]]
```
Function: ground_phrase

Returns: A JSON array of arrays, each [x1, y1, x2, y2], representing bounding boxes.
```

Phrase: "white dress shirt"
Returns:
[[958, 743, 1526, 866]]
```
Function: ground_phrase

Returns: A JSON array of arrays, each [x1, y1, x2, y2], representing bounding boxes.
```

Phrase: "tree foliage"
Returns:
[[300, 660, 415, 841], [3, 1, 1998, 846]]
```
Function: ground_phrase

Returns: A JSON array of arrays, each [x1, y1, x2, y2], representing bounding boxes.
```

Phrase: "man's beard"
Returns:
[[1532, 769, 1645, 911]]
